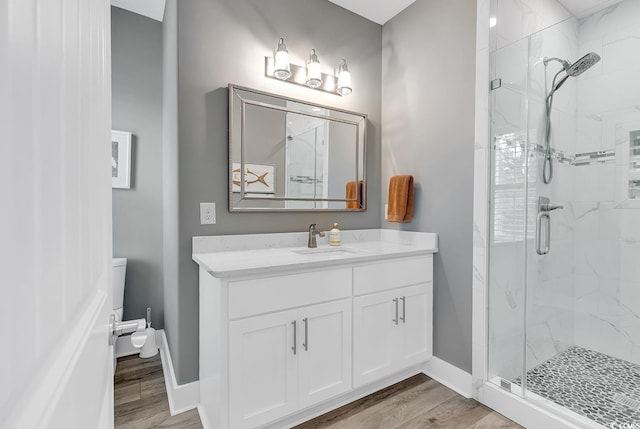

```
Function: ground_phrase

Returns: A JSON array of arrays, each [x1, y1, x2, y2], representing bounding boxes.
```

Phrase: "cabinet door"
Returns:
[[398, 283, 432, 368], [353, 289, 402, 388], [229, 309, 298, 429], [298, 299, 352, 409]]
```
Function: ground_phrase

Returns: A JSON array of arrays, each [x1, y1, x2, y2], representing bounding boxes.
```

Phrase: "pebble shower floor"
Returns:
[[514, 346, 640, 427]]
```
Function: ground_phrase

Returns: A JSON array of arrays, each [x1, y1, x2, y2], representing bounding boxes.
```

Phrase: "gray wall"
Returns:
[[162, 0, 180, 373], [381, 0, 477, 373], [172, 0, 383, 384], [111, 6, 164, 327]]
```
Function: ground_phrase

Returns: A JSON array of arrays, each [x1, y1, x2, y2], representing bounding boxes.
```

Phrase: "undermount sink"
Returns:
[[292, 247, 359, 255]]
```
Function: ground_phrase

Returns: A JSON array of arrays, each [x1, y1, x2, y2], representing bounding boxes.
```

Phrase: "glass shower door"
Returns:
[[490, 4, 640, 426], [488, 21, 576, 401], [489, 16, 581, 410], [487, 35, 529, 394], [521, 17, 578, 412]]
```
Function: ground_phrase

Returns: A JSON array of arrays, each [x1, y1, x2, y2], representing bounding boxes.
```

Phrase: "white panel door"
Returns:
[[398, 284, 432, 367], [0, 0, 113, 428], [298, 299, 352, 409], [229, 310, 298, 429], [353, 290, 401, 388]]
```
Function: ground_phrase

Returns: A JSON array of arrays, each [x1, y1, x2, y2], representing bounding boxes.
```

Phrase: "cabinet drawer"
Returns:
[[229, 268, 352, 319], [353, 255, 432, 296]]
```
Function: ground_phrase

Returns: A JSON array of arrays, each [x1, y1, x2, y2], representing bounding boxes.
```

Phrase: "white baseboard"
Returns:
[[158, 329, 200, 416], [478, 382, 591, 429], [422, 357, 473, 398]]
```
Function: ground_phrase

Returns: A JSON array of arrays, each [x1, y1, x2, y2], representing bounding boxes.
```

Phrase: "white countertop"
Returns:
[[192, 229, 438, 278]]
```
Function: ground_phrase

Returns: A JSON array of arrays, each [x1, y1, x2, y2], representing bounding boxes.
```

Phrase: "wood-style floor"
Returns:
[[294, 374, 523, 429], [115, 357, 521, 429], [114, 354, 202, 429]]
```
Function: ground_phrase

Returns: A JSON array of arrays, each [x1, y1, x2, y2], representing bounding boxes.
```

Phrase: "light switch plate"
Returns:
[[384, 204, 388, 220], [200, 202, 216, 225]]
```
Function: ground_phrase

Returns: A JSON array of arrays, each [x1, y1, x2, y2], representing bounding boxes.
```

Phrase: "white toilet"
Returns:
[[111, 257, 159, 360], [112, 257, 127, 321]]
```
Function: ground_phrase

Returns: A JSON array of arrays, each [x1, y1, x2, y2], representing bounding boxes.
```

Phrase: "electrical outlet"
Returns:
[[200, 202, 216, 225], [384, 204, 388, 220]]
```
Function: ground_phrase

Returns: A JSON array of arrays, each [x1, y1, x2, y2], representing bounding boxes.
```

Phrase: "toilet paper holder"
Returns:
[[109, 313, 146, 346]]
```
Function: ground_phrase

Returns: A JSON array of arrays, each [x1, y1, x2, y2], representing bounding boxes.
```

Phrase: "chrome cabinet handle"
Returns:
[[392, 298, 399, 325], [302, 317, 308, 351], [291, 320, 297, 355], [536, 211, 550, 255], [400, 296, 406, 323]]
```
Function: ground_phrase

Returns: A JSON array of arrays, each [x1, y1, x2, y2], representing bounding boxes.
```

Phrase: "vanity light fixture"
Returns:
[[265, 38, 353, 96], [306, 49, 322, 89], [336, 59, 352, 96], [273, 38, 291, 80]]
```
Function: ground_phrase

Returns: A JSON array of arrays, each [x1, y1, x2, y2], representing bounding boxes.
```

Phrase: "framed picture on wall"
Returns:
[[231, 162, 275, 194], [112, 130, 132, 189]]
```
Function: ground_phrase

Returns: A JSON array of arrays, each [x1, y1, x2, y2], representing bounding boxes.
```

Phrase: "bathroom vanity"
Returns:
[[192, 229, 437, 429]]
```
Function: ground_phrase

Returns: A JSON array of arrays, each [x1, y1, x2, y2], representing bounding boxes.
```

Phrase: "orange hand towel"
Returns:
[[387, 175, 414, 223], [346, 180, 363, 209]]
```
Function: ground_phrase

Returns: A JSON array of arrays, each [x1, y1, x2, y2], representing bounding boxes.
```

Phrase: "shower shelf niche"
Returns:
[[615, 124, 640, 208]]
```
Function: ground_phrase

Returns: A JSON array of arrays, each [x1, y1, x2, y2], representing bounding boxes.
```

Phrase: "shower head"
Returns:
[[542, 52, 600, 183], [548, 52, 601, 95], [566, 52, 601, 77], [542, 52, 601, 184]]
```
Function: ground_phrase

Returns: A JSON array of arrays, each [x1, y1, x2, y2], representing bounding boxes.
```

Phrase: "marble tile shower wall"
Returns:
[[493, 0, 572, 50], [571, 1, 640, 365], [526, 19, 578, 372]]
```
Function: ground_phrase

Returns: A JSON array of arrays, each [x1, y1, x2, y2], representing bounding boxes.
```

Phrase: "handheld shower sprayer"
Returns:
[[542, 52, 600, 184]]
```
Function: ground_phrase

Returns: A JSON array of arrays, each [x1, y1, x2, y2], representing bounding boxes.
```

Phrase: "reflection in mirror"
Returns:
[[229, 84, 366, 211]]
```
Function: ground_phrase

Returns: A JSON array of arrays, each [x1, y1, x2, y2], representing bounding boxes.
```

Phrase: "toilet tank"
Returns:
[[112, 258, 127, 311]]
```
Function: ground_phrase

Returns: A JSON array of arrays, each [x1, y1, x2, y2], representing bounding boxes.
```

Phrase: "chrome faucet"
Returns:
[[307, 224, 325, 248]]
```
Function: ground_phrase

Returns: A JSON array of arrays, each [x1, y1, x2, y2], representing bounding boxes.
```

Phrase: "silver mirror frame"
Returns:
[[228, 84, 367, 212]]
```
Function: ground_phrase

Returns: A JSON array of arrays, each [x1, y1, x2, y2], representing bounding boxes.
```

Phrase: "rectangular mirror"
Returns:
[[229, 84, 367, 211]]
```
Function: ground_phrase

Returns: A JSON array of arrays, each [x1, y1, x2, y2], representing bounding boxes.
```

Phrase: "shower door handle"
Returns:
[[536, 197, 563, 255], [536, 211, 550, 255]]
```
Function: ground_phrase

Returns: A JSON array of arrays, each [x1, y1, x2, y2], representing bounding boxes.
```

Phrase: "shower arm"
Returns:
[[543, 57, 571, 70]]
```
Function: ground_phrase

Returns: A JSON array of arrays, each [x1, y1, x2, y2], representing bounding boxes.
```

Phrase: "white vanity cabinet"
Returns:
[[228, 299, 352, 429], [229, 309, 298, 429], [194, 229, 437, 429], [223, 268, 352, 429], [353, 256, 433, 388], [296, 299, 352, 409]]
